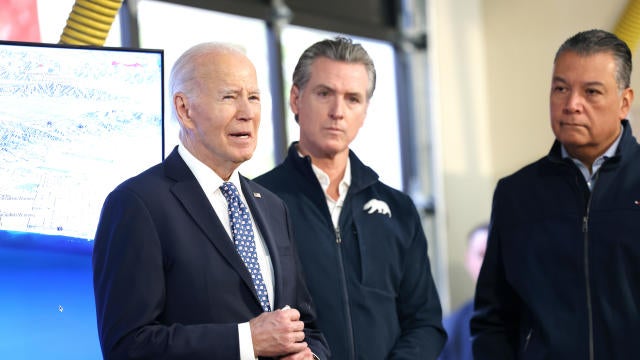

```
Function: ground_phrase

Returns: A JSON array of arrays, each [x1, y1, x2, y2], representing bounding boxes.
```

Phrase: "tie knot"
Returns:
[[220, 182, 240, 203]]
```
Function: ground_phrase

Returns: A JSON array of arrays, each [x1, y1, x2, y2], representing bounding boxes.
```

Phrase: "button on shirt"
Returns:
[[178, 145, 273, 360]]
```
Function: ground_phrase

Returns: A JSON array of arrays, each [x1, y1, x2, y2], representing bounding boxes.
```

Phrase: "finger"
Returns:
[[293, 330, 306, 343], [280, 347, 313, 360], [291, 320, 305, 332], [285, 341, 308, 355], [282, 307, 301, 320]]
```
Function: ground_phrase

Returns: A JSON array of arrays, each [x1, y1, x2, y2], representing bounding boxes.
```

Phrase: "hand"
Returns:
[[250, 307, 308, 357], [279, 347, 316, 360]]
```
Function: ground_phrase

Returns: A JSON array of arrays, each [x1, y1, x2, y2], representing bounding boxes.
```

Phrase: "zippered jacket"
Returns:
[[471, 120, 640, 359], [255, 143, 446, 359]]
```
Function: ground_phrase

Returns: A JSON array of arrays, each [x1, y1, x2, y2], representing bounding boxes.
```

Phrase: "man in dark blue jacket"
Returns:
[[471, 29, 640, 359], [255, 37, 446, 359]]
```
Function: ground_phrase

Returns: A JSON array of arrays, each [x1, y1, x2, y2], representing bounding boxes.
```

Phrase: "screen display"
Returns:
[[0, 40, 164, 359]]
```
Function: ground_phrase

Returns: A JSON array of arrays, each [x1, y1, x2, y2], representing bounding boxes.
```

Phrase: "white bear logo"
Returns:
[[363, 199, 391, 218]]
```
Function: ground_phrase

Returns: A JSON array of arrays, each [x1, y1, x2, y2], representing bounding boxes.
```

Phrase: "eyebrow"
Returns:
[[219, 87, 260, 95], [312, 84, 334, 92], [551, 76, 605, 87], [313, 84, 365, 99], [583, 81, 605, 88]]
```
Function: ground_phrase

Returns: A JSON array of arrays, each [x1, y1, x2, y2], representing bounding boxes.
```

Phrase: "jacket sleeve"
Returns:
[[388, 203, 447, 359], [470, 181, 519, 360], [92, 188, 240, 359]]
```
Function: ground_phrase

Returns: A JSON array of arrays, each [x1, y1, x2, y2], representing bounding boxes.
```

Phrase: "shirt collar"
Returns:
[[297, 150, 351, 197], [560, 125, 622, 189], [561, 124, 622, 166], [178, 143, 242, 196]]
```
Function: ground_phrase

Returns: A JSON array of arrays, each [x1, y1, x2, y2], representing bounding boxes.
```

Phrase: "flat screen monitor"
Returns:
[[0, 40, 164, 359]]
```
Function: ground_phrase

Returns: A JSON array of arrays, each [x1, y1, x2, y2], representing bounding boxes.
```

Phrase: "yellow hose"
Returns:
[[59, 0, 123, 46], [56, 1, 640, 49], [615, 0, 640, 51]]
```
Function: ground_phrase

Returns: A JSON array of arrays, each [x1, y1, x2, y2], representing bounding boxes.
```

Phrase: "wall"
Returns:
[[428, 0, 494, 312], [430, 0, 638, 311]]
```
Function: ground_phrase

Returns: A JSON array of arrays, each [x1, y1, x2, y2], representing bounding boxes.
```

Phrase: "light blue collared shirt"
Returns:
[[561, 125, 623, 191]]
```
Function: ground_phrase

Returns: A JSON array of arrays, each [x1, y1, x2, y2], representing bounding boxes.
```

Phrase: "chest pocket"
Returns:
[[347, 210, 404, 297]]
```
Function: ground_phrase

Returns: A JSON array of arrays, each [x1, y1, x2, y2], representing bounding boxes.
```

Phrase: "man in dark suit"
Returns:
[[92, 42, 328, 360]]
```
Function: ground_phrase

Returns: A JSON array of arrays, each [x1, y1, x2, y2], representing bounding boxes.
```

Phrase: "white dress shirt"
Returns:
[[178, 145, 273, 360], [303, 152, 351, 227]]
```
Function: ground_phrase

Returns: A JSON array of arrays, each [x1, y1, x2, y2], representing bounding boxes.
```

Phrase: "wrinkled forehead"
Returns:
[[193, 52, 258, 86]]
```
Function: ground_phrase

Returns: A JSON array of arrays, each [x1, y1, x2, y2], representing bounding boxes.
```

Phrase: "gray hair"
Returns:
[[292, 36, 376, 100], [554, 29, 632, 90]]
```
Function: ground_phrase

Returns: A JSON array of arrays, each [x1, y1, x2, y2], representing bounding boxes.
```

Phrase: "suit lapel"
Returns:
[[163, 149, 259, 303]]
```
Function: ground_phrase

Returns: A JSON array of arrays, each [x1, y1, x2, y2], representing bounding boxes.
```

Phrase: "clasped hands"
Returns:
[[250, 306, 315, 359]]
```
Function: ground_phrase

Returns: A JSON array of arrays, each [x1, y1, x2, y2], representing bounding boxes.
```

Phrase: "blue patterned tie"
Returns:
[[220, 182, 271, 312]]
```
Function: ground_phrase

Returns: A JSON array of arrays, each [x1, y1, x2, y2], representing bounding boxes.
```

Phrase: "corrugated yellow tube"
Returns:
[[615, 0, 640, 51], [59, 0, 123, 46]]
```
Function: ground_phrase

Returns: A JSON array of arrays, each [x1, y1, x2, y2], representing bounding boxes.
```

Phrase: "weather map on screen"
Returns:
[[0, 41, 164, 359]]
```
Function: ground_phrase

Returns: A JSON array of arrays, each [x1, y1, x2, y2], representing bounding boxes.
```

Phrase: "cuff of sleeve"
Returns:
[[312, 353, 320, 360], [238, 322, 257, 360]]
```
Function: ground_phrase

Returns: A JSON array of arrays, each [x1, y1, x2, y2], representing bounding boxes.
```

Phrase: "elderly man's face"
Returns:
[[177, 50, 261, 177]]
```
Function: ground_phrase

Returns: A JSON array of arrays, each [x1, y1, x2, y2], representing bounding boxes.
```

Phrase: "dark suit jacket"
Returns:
[[92, 147, 328, 359]]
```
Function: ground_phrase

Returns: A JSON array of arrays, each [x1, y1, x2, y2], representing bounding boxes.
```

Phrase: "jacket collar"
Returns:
[[547, 119, 637, 167], [285, 142, 379, 194]]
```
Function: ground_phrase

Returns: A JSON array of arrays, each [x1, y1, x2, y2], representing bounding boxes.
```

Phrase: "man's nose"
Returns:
[[563, 91, 582, 113], [329, 98, 345, 120], [237, 97, 257, 120]]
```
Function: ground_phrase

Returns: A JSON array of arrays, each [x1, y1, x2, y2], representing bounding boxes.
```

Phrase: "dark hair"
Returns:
[[292, 36, 376, 100], [554, 29, 632, 90]]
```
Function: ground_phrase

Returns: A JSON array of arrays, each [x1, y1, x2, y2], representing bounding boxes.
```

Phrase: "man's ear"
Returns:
[[620, 87, 634, 119], [289, 85, 300, 117], [174, 92, 193, 128]]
